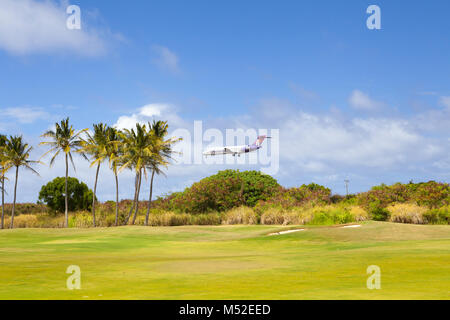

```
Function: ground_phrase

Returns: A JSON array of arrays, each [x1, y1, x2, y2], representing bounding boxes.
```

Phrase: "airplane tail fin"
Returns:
[[253, 135, 271, 147]]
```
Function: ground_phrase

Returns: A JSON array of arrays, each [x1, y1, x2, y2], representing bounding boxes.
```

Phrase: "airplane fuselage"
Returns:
[[203, 144, 261, 157]]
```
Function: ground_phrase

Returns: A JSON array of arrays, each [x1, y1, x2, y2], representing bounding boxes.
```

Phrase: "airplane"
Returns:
[[203, 135, 271, 157]]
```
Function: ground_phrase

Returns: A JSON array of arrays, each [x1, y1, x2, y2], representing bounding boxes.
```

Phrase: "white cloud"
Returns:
[[439, 96, 450, 110], [114, 103, 186, 130], [0, 0, 108, 56], [280, 113, 431, 168], [249, 98, 445, 172], [152, 45, 180, 74], [414, 99, 450, 133], [2, 106, 51, 123], [349, 90, 384, 110]]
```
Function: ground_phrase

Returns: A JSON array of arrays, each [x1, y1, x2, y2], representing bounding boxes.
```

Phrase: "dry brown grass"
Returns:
[[222, 206, 257, 225], [387, 203, 428, 224]]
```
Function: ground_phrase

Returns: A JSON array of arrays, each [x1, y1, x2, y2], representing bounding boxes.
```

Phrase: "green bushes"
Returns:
[[257, 183, 331, 210], [357, 181, 450, 211], [423, 206, 450, 225], [369, 203, 391, 221], [309, 208, 354, 225], [157, 170, 281, 213]]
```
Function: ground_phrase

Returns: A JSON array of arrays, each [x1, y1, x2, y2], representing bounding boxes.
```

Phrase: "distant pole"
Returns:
[[344, 179, 350, 196]]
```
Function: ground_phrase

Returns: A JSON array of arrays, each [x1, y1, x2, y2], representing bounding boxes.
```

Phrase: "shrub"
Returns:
[[423, 206, 450, 225], [357, 181, 450, 211], [256, 183, 331, 211], [370, 204, 390, 221], [160, 170, 281, 213], [307, 206, 354, 225], [38, 177, 95, 213], [387, 203, 427, 224], [414, 182, 450, 208]]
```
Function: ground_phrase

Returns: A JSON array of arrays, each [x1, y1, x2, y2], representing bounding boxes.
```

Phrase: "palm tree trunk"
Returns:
[[10, 166, 18, 229], [92, 163, 100, 227], [114, 168, 119, 226], [64, 153, 69, 228], [1, 176, 5, 229], [145, 170, 155, 226], [131, 169, 142, 225], [124, 173, 139, 225]]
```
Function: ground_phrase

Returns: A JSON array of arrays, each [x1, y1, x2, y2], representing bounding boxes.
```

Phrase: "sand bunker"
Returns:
[[341, 224, 361, 228], [268, 229, 305, 236]]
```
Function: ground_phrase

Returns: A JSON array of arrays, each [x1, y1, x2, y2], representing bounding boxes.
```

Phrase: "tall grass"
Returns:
[[2, 214, 65, 228], [387, 203, 427, 224], [222, 206, 258, 225], [260, 205, 369, 225], [386, 203, 450, 225], [2, 203, 448, 228]]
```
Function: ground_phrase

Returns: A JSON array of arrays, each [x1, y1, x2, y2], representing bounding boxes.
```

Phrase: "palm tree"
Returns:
[[0, 134, 8, 229], [40, 118, 87, 228], [80, 123, 109, 227], [2, 136, 39, 228], [106, 127, 122, 226], [144, 120, 181, 226], [118, 123, 154, 225]]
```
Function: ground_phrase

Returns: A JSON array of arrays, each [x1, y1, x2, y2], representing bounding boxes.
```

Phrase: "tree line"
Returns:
[[0, 118, 181, 229]]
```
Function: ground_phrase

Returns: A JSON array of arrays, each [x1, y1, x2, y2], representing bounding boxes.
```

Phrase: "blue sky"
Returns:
[[1, 0, 449, 202]]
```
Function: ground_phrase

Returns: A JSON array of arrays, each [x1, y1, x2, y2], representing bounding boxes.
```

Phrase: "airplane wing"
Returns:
[[223, 147, 234, 154]]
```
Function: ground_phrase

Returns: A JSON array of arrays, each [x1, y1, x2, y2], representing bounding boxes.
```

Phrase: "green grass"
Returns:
[[0, 222, 449, 299]]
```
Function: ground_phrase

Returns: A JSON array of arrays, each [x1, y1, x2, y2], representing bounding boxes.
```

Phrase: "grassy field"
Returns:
[[0, 221, 449, 299]]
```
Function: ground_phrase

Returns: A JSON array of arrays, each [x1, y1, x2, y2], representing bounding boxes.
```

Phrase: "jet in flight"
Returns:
[[203, 135, 271, 157]]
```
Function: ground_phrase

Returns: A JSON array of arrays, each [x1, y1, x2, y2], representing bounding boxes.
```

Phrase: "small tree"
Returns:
[[38, 177, 95, 213]]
